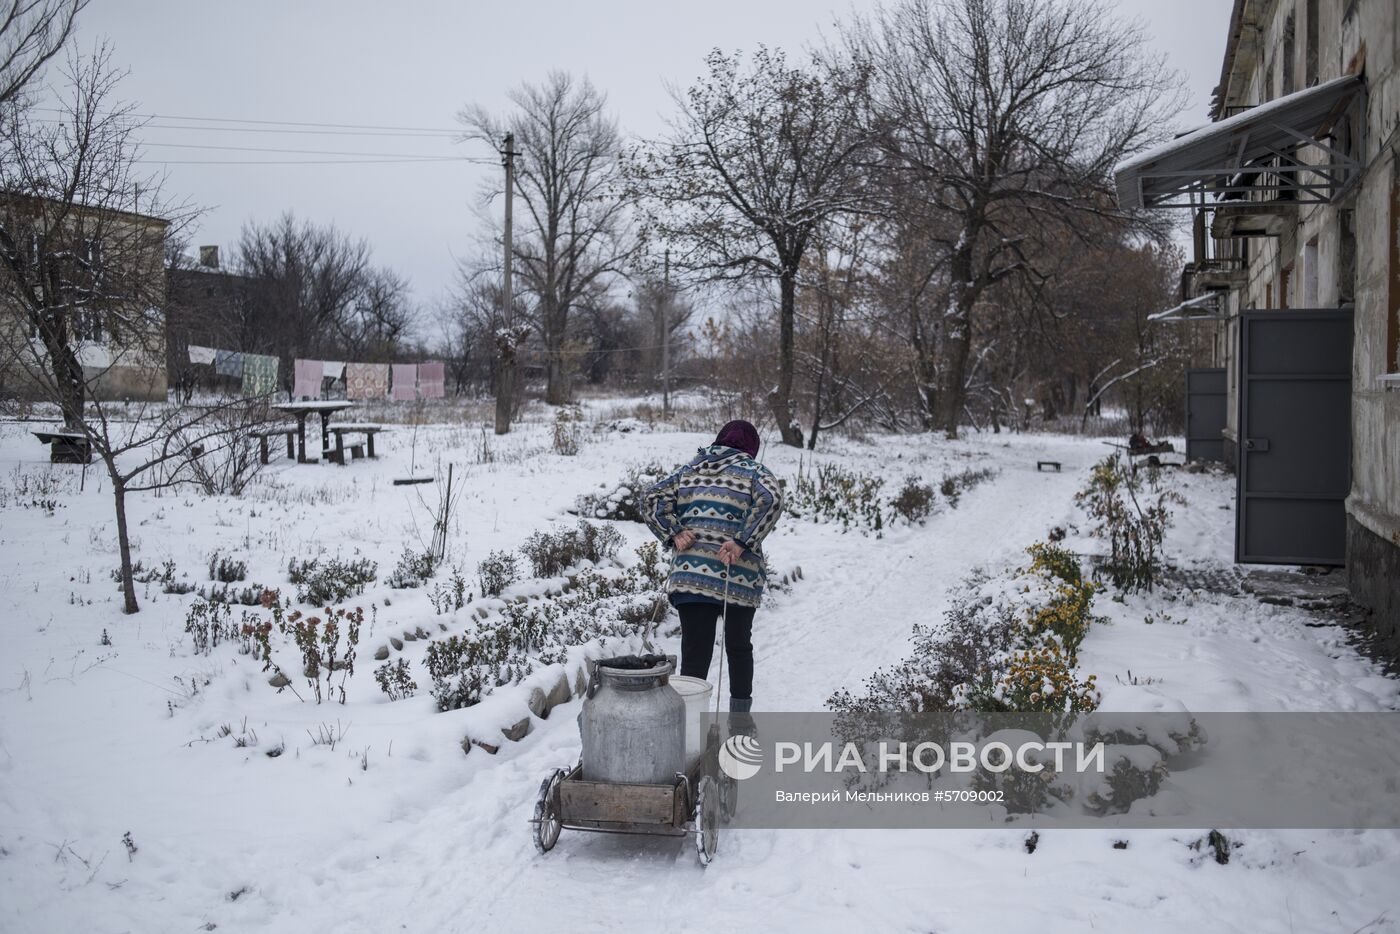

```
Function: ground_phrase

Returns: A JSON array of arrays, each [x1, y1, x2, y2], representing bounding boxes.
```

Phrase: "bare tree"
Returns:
[[0, 46, 269, 614], [235, 212, 372, 373], [851, 0, 1181, 437], [459, 73, 634, 405], [337, 266, 413, 361], [0, 0, 85, 106], [633, 47, 873, 447], [0, 45, 186, 427]]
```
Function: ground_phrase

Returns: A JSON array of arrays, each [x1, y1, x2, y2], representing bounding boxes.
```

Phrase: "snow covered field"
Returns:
[[0, 399, 1396, 934]]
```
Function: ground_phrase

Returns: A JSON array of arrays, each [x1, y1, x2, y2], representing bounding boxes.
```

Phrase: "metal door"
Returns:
[[1185, 368, 1227, 462], [1236, 308, 1352, 566]]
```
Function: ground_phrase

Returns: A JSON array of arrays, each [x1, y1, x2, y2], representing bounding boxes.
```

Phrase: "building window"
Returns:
[[1388, 179, 1400, 373], [1304, 238, 1319, 306], [1339, 208, 1357, 305], [1305, 0, 1319, 86], [1281, 263, 1294, 310], [1282, 12, 1296, 95]]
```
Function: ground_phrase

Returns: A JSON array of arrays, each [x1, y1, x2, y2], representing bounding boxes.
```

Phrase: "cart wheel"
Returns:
[[694, 774, 720, 865], [533, 768, 566, 854], [718, 771, 737, 823]]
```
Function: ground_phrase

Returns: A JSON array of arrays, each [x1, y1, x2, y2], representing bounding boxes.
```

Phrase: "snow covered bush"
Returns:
[[1019, 543, 1100, 660], [939, 466, 997, 508], [966, 644, 1100, 714], [970, 731, 1075, 814], [551, 405, 586, 455], [1084, 746, 1168, 815], [521, 520, 622, 578], [207, 552, 247, 583], [830, 545, 1102, 718], [423, 629, 527, 712], [574, 461, 668, 522], [476, 550, 519, 597], [828, 576, 1018, 715], [1082, 711, 1207, 761], [387, 548, 437, 589], [887, 476, 935, 524], [374, 659, 418, 701], [184, 599, 235, 655], [422, 543, 667, 712], [287, 555, 378, 606], [1075, 454, 1183, 592], [786, 463, 885, 533]]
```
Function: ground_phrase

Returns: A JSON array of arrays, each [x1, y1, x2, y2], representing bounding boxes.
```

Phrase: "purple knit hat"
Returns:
[[714, 419, 761, 458]]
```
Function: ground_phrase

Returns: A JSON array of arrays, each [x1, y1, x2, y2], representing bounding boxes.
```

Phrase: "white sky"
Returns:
[[69, 0, 1232, 313]]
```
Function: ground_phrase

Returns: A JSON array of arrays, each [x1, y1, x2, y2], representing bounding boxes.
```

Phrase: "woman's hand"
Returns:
[[717, 540, 745, 565], [672, 530, 697, 550]]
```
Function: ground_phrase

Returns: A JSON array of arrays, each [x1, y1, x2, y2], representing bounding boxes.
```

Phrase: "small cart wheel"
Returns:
[[694, 774, 720, 865], [718, 771, 737, 823], [533, 768, 566, 854]]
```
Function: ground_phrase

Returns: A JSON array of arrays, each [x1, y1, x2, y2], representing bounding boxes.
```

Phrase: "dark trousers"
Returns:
[[677, 602, 756, 700]]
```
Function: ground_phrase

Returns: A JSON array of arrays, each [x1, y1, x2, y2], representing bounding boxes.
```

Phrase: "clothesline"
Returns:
[[186, 346, 445, 401]]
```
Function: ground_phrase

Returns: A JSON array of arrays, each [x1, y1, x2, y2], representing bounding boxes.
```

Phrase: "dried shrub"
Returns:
[[786, 463, 885, 533], [374, 659, 418, 701], [551, 405, 586, 456], [521, 520, 623, 578], [888, 476, 935, 524], [476, 550, 519, 597], [575, 461, 668, 522], [1075, 454, 1183, 592], [387, 549, 437, 589], [208, 552, 248, 583], [939, 467, 998, 508], [287, 555, 377, 606]]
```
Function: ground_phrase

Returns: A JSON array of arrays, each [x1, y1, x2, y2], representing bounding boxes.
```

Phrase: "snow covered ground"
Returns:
[[0, 398, 1396, 933]]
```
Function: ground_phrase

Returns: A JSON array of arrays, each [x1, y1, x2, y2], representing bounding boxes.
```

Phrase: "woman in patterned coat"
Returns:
[[641, 420, 783, 713]]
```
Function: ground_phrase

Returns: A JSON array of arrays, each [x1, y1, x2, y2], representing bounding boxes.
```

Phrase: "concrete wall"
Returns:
[[1214, 0, 1400, 638]]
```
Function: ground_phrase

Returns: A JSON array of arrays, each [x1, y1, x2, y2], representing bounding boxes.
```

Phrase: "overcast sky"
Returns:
[[68, 0, 1231, 318]]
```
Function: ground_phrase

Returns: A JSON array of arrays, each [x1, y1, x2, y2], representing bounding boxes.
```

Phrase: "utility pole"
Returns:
[[495, 131, 516, 435], [661, 249, 671, 419]]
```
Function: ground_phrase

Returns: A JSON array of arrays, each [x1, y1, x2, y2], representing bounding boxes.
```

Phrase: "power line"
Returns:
[[34, 116, 458, 138], [140, 141, 473, 159], [135, 157, 466, 165], [31, 106, 460, 134]]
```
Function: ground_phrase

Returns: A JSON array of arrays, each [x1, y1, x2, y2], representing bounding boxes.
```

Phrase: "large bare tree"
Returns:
[[0, 46, 267, 614], [459, 72, 634, 406], [851, 0, 1181, 437], [633, 47, 873, 447]]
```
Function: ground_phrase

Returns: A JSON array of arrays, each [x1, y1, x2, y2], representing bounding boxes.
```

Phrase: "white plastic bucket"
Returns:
[[669, 675, 714, 765]]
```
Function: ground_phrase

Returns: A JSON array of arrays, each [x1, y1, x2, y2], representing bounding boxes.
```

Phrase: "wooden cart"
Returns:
[[532, 723, 737, 865]]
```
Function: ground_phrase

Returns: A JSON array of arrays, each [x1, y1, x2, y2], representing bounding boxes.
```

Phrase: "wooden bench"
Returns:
[[249, 426, 298, 465], [324, 424, 388, 465], [1036, 461, 1061, 472], [32, 431, 92, 464]]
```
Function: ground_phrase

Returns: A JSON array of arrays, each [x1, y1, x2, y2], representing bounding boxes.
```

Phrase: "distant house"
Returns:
[[1115, 0, 1399, 654], [0, 191, 170, 403], [165, 245, 265, 398]]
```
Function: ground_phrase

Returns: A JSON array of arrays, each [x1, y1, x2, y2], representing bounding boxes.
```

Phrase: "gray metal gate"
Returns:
[[1236, 308, 1352, 566], [1185, 368, 1227, 462]]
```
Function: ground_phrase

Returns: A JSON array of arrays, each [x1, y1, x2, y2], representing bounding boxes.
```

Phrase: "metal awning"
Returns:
[[1147, 293, 1226, 322], [1115, 74, 1364, 209]]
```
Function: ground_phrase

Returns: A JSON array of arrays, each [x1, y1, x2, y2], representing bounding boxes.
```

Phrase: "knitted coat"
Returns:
[[641, 445, 784, 608]]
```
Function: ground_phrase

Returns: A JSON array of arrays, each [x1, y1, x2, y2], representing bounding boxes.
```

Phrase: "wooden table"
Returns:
[[270, 401, 356, 463]]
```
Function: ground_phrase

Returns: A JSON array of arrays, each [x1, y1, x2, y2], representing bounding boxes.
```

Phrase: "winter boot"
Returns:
[[727, 696, 756, 738]]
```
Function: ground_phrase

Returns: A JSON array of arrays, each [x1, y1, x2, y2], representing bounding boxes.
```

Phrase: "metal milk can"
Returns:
[[580, 655, 686, 784]]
